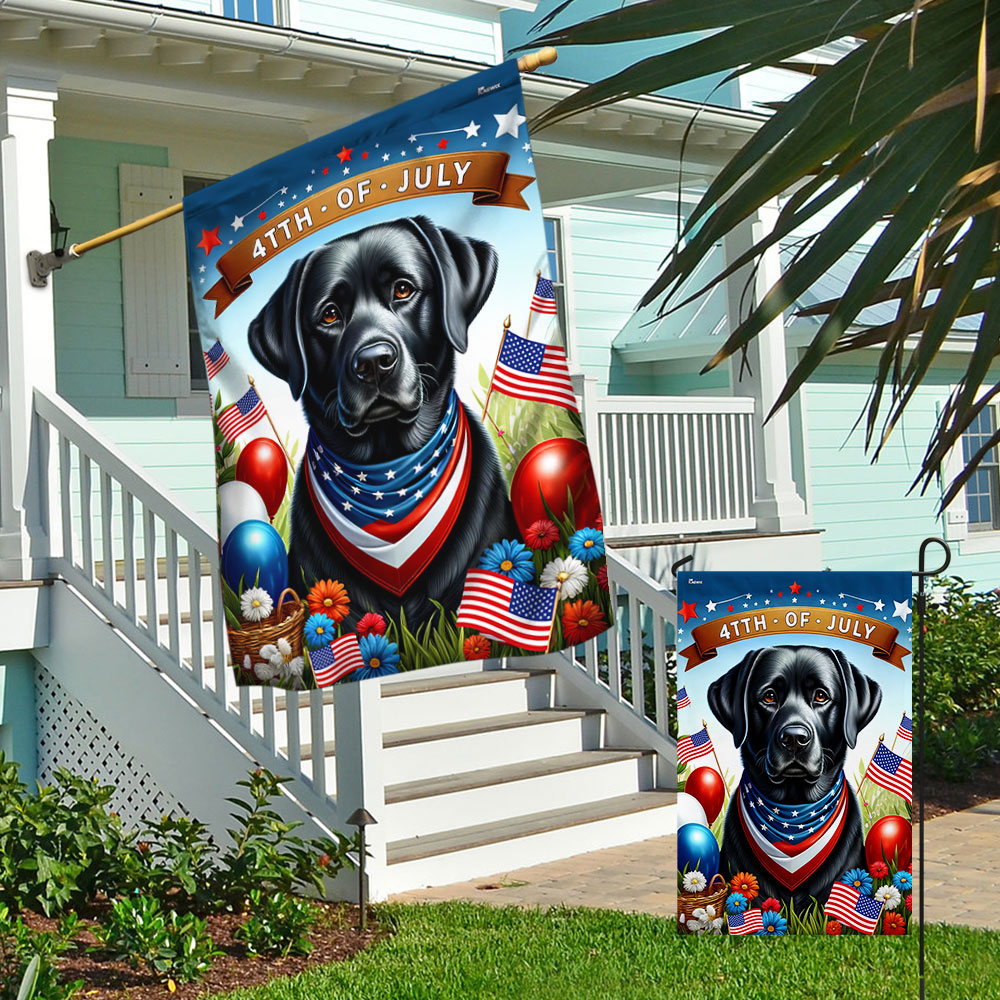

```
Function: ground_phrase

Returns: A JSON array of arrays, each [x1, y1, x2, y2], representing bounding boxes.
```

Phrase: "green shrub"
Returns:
[[0, 905, 82, 1000], [91, 895, 220, 985], [234, 890, 317, 957]]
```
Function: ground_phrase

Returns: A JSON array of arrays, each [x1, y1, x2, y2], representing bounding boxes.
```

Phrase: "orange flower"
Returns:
[[307, 579, 350, 623], [883, 912, 906, 935], [463, 635, 492, 660], [730, 872, 759, 902], [561, 600, 607, 645]]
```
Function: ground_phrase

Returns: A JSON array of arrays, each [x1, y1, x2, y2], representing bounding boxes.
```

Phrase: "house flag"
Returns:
[[676, 571, 912, 937], [183, 59, 611, 689]]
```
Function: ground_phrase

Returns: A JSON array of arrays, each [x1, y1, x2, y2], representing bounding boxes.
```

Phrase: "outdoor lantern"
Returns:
[[49, 200, 70, 253], [347, 807, 377, 931]]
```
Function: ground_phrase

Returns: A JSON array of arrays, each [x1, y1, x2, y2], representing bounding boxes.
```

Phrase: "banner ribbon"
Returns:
[[204, 151, 533, 316], [679, 606, 909, 671]]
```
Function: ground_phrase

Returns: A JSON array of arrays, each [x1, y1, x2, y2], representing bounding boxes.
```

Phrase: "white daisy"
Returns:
[[283, 656, 305, 680], [708, 917, 724, 934], [253, 658, 279, 682], [540, 556, 588, 599], [875, 885, 901, 911], [686, 917, 705, 934], [683, 871, 708, 893], [691, 907, 708, 923], [240, 587, 273, 622], [678, 913, 686, 925]]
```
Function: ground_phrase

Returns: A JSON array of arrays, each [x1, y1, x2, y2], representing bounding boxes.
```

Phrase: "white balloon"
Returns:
[[219, 480, 269, 547], [677, 791, 709, 830]]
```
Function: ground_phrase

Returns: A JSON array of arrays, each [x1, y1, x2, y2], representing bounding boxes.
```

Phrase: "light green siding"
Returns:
[[0, 651, 37, 787], [49, 137, 174, 418]]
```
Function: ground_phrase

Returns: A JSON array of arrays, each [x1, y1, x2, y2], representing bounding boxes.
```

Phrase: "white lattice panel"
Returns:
[[35, 666, 187, 829]]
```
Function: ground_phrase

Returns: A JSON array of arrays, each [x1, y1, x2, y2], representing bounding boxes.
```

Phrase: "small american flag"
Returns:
[[677, 687, 691, 710], [491, 331, 577, 411], [216, 387, 266, 443], [896, 714, 913, 743], [825, 883, 884, 934], [726, 910, 764, 935], [530, 275, 558, 315], [677, 726, 714, 766], [456, 569, 558, 651], [203, 339, 230, 379], [865, 743, 912, 803], [310, 634, 364, 687]]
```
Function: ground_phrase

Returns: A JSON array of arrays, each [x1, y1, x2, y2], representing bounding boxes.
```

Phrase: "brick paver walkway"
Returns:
[[391, 799, 1000, 930]]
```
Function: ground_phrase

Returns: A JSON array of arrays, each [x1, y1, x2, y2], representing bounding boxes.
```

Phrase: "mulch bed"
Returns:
[[922, 761, 1000, 820], [22, 900, 387, 1000]]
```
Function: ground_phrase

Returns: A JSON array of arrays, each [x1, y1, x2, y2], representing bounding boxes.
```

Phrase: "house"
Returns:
[[0, 0, 972, 899]]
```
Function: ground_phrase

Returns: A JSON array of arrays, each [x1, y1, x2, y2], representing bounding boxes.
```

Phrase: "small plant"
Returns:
[[0, 906, 82, 1000], [235, 891, 317, 957], [91, 895, 220, 985]]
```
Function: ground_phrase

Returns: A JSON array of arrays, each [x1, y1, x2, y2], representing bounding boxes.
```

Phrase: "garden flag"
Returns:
[[183, 59, 611, 689], [676, 572, 912, 937]]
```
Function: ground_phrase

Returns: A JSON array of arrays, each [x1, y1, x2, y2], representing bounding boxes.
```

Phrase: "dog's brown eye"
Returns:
[[393, 280, 414, 301], [814, 689, 829, 704], [762, 689, 776, 705], [321, 304, 340, 325]]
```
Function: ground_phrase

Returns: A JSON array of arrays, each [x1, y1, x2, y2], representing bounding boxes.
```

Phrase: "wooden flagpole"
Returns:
[[481, 315, 510, 421], [63, 49, 558, 260], [247, 375, 294, 467], [525, 269, 541, 339], [702, 719, 730, 794], [483, 407, 515, 457], [545, 580, 563, 652], [857, 734, 885, 824]]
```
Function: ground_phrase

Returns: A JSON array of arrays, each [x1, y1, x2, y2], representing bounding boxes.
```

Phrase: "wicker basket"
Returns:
[[677, 873, 728, 933], [227, 588, 306, 668]]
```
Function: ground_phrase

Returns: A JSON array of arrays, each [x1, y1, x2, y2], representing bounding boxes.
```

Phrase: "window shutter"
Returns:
[[119, 164, 188, 398], [940, 398, 969, 543]]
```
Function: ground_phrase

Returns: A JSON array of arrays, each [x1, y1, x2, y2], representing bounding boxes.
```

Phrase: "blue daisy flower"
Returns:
[[478, 539, 534, 582], [303, 613, 336, 650], [893, 870, 912, 892], [725, 892, 748, 915], [355, 633, 400, 678], [758, 911, 788, 936], [568, 527, 605, 563], [841, 868, 874, 896]]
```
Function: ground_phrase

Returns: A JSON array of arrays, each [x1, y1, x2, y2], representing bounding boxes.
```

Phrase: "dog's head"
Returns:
[[248, 215, 497, 457], [707, 645, 881, 798]]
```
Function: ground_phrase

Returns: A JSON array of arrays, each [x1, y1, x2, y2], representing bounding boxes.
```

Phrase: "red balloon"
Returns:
[[236, 438, 288, 519], [684, 766, 726, 825], [509, 437, 601, 534], [865, 815, 912, 871]]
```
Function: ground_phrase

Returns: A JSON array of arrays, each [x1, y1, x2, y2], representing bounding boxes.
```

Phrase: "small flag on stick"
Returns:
[[310, 634, 365, 687], [491, 331, 577, 411], [864, 742, 912, 803], [216, 386, 267, 443], [456, 569, 559, 651], [677, 726, 714, 766], [824, 883, 884, 934], [530, 275, 558, 315], [203, 339, 230, 378], [726, 910, 764, 935], [677, 687, 691, 710], [896, 714, 913, 743]]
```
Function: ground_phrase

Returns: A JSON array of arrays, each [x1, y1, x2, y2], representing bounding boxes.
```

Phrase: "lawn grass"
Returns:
[[217, 902, 998, 1000]]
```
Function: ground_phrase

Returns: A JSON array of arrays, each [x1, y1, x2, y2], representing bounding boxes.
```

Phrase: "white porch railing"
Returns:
[[576, 376, 757, 540]]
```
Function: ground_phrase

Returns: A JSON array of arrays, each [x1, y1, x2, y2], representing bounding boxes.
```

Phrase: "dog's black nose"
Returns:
[[778, 724, 812, 751], [352, 342, 398, 384]]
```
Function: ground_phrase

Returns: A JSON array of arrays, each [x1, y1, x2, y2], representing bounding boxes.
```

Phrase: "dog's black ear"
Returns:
[[829, 650, 882, 749], [405, 215, 498, 353], [707, 648, 767, 748], [248, 255, 310, 401]]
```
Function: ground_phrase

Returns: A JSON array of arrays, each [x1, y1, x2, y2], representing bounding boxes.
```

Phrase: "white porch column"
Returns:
[[723, 200, 810, 533], [0, 76, 58, 580]]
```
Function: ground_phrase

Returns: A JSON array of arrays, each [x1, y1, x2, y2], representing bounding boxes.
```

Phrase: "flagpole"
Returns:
[[481, 315, 510, 421], [703, 719, 730, 794], [891, 712, 905, 753], [483, 407, 515, 457], [525, 269, 541, 340], [247, 375, 294, 468], [545, 580, 563, 652], [858, 734, 885, 825]]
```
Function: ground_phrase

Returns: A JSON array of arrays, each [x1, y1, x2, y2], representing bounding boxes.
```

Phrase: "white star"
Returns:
[[398, 488, 407, 496], [292, 194, 297, 200], [351, 485, 361, 495], [414, 463, 423, 473], [305, 184, 313, 193], [343, 167, 350, 175], [199, 278, 204, 283], [791, 810, 798, 816], [527, 157, 533, 164], [782, 821, 789, 828], [522, 142, 530, 151], [385, 509, 394, 517], [810, 811, 817, 817], [430, 466, 439, 477], [408, 134, 417, 142], [280, 186, 288, 194], [792, 597, 798, 603], [333, 463, 342, 476], [893, 600, 911, 622], [416, 145, 423, 152], [706, 600, 717, 612], [400, 151, 406, 157], [277, 200, 284, 208], [385, 469, 396, 480], [414, 489, 423, 500], [820, 598, 826, 604], [432, 448, 440, 458], [494, 104, 526, 138], [463, 120, 481, 138], [198, 264, 206, 273], [839, 593, 845, 599], [743, 603, 748, 608], [798, 824, 805, 829], [313, 448, 321, 461], [231, 215, 245, 231], [374, 490, 384, 500], [382, 153, 390, 162], [342, 500, 352, 511], [757, 797, 763, 805], [321, 470, 331, 481], [761, 824, 767, 832], [764, 599, 770, 606], [874, 599, 885, 611], [358, 471, 367, 482]]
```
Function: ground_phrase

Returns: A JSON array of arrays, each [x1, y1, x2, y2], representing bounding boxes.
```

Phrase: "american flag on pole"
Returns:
[[677, 726, 714, 766], [310, 634, 365, 687], [824, 883, 884, 934], [530, 275, 558, 315], [865, 743, 912, 803], [203, 339, 230, 378], [216, 387, 266, 443], [491, 331, 577, 411], [726, 910, 764, 935], [677, 687, 691, 710], [896, 714, 913, 743], [456, 569, 558, 651]]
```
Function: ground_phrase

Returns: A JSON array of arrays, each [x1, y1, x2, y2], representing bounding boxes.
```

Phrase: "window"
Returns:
[[543, 215, 568, 322], [222, 0, 281, 24], [184, 177, 220, 395], [962, 406, 1000, 531]]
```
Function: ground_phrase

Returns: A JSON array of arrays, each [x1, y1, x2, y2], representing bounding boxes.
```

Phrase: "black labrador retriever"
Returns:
[[248, 215, 518, 626], [707, 645, 882, 913]]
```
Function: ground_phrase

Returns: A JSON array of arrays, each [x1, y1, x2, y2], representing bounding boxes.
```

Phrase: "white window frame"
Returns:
[[543, 208, 577, 369], [216, 0, 291, 26]]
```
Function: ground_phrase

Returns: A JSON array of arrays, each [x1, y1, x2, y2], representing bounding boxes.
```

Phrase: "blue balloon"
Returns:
[[221, 519, 288, 600], [677, 822, 720, 880]]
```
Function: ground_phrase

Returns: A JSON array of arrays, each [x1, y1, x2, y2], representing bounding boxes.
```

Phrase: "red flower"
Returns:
[[883, 912, 906, 935], [524, 519, 559, 550], [905, 893, 912, 912], [562, 600, 607, 645], [307, 579, 350, 623], [594, 513, 603, 531], [356, 612, 387, 637], [760, 897, 781, 913], [463, 634, 492, 660], [318, 853, 330, 868], [595, 564, 609, 591], [869, 861, 889, 879], [826, 920, 842, 935], [730, 872, 759, 902]]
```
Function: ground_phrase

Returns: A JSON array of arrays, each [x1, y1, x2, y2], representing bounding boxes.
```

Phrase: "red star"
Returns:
[[778, 591, 782, 597], [196, 227, 222, 256], [679, 601, 698, 623], [790, 581, 801, 594], [337, 145, 352, 163], [322, 166, 329, 175], [727, 605, 734, 613], [259, 210, 267, 220], [807, 591, 811, 597], [857, 604, 864, 612], [437, 138, 449, 149], [362, 151, 369, 159]]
